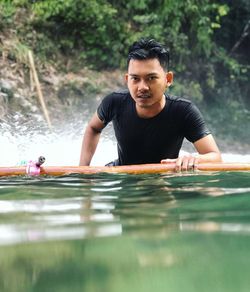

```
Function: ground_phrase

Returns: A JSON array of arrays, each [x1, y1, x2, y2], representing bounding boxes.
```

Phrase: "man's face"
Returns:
[[125, 58, 173, 109]]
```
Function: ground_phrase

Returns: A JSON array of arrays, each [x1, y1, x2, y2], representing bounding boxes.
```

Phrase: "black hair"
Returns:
[[127, 38, 169, 70]]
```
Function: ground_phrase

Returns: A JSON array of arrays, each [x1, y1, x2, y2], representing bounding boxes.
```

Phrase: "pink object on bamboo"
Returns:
[[25, 156, 46, 176]]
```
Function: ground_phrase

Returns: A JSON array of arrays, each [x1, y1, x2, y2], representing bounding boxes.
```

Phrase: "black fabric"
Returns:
[[105, 159, 119, 167], [97, 90, 210, 165]]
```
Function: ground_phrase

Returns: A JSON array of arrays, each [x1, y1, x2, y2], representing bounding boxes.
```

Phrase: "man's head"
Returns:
[[127, 39, 169, 71], [125, 38, 173, 115]]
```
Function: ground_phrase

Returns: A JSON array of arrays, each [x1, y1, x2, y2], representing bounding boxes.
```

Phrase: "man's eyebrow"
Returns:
[[147, 73, 158, 76], [129, 72, 159, 76]]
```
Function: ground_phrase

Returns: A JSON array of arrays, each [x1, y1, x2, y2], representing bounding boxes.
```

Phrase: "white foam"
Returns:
[[222, 153, 250, 163], [0, 129, 249, 166]]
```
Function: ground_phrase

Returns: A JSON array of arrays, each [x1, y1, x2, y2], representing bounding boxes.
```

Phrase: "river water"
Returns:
[[0, 116, 250, 291], [0, 171, 250, 291]]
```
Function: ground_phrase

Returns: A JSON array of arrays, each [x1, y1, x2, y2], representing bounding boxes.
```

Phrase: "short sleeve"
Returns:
[[183, 103, 211, 142], [97, 94, 116, 126]]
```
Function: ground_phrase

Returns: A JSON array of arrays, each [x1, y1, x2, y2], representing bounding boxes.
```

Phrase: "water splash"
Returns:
[[0, 113, 117, 166], [0, 113, 249, 166]]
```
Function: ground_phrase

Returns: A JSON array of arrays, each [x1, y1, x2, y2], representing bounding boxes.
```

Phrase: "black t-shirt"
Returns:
[[97, 90, 210, 165]]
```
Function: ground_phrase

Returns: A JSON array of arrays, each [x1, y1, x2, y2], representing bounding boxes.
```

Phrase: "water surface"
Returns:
[[0, 171, 250, 291]]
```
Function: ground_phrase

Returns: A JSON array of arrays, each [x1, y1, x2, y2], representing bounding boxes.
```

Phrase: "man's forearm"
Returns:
[[196, 151, 222, 163], [79, 126, 101, 166]]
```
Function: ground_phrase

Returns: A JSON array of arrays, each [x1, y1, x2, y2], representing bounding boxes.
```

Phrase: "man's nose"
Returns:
[[138, 79, 149, 91]]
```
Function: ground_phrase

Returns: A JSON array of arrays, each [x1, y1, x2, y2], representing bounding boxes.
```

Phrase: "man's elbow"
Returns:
[[87, 122, 103, 135]]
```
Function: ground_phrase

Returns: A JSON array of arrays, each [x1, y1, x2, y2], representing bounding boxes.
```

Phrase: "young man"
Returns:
[[79, 38, 221, 171]]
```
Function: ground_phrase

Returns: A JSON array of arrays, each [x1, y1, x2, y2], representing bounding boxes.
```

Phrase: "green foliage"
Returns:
[[0, 0, 16, 27], [171, 80, 204, 104], [0, 0, 249, 107], [0, 36, 30, 66], [30, 0, 126, 68]]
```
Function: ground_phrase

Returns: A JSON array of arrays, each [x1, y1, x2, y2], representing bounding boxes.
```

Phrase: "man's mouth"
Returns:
[[137, 93, 151, 99]]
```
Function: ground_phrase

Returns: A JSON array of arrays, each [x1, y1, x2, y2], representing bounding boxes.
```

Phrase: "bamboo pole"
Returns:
[[0, 163, 249, 177], [28, 50, 52, 129]]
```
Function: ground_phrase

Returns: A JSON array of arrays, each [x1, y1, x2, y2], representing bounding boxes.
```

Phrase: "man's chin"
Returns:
[[137, 101, 151, 108], [137, 97, 151, 102]]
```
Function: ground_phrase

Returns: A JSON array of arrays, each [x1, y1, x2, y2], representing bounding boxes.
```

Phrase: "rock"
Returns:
[[0, 79, 13, 90], [14, 94, 38, 113], [0, 79, 15, 100]]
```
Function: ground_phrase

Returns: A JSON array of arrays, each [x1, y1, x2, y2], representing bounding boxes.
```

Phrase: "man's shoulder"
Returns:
[[101, 89, 131, 107], [165, 94, 198, 117], [165, 94, 192, 106], [99, 89, 131, 113]]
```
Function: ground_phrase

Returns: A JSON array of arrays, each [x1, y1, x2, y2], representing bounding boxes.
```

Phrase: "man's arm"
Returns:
[[161, 134, 222, 171], [79, 112, 106, 166]]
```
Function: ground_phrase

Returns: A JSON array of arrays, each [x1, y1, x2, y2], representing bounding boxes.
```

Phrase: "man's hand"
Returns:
[[161, 154, 200, 172], [160, 135, 222, 172]]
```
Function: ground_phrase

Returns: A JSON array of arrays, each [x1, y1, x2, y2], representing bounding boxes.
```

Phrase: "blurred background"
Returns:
[[0, 0, 249, 164]]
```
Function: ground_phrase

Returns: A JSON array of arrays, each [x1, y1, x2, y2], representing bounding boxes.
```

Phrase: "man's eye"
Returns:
[[131, 77, 139, 81], [148, 76, 157, 81]]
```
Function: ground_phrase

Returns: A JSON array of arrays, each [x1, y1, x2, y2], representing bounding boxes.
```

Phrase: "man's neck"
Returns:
[[136, 95, 166, 118]]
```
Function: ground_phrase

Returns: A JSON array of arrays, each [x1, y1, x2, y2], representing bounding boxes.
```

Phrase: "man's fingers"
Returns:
[[177, 155, 197, 172], [182, 156, 190, 171], [193, 157, 200, 171], [187, 156, 196, 170], [161, 158, 177, 164], [175, 157, 183, 172], [161, 155, 200, 172]]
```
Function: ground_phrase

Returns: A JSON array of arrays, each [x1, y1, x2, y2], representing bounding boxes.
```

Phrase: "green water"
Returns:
[[0, 171, 250, 292]]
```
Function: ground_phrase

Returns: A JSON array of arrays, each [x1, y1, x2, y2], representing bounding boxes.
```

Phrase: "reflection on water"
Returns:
[[0, 172, 250, 243], [0, 172, 250, 291]]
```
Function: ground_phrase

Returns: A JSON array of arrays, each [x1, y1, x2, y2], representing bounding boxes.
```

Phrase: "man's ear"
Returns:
[[166, 71, 173, 86], [125, 73, 129, 83]]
